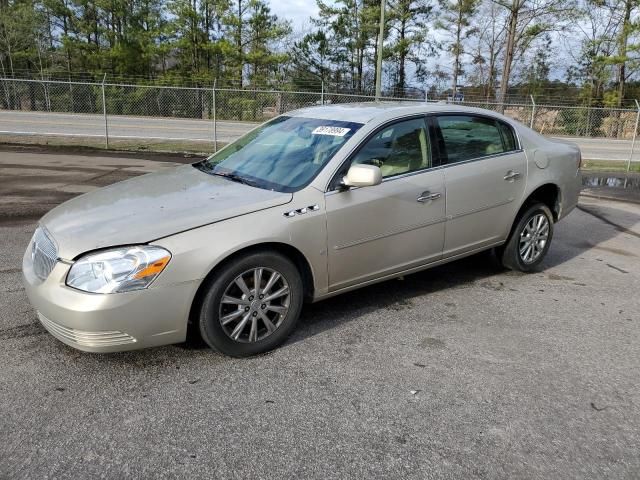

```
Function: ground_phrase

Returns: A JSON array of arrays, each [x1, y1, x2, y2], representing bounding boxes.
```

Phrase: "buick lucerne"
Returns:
[[23, 103, 582, 356]]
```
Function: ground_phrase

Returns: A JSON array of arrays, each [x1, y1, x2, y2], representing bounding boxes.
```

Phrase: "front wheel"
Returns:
[[500, 203, 554, 272], [198, 251, 303, 357]]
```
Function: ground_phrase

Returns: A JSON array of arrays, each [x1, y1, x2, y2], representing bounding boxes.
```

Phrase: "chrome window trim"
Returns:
[[324, 149, 524, 197], [429, 111, 522, 162], [433, 149, 525, 169], [424, 110, 522, 151], [324, 165, 442, 196], [324, 110, 523, 193], [324, 113, 432, 192]]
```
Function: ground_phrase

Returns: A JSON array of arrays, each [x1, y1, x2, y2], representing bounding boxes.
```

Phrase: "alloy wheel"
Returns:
[[218, 268, 290, 343], [519, 213, 550, 264]]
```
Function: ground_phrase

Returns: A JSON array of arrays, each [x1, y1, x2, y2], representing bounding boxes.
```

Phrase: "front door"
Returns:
[[431, 114, 527, 256], [325, 117, 446, 291]]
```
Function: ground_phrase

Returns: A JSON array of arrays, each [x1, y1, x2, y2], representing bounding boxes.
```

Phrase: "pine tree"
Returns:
[[436, 0, 478, 95]]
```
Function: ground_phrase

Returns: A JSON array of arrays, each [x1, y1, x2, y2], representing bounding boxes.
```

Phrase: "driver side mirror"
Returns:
[[341, 164, 382, 188]]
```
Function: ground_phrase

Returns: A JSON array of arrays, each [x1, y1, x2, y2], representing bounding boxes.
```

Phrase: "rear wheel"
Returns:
[[198, 251, 303, 357], [500, 203, 554, 272]]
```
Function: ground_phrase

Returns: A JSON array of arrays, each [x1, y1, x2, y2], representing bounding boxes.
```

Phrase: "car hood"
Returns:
[[41, 164, 292, 259]]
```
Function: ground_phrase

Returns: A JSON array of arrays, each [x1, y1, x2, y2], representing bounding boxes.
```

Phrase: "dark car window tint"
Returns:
[[435, 115, 506, 164], [350, 118, 430, 178], [498, 121, 518, 151]]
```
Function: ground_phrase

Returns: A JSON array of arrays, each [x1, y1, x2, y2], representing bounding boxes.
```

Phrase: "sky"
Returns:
[[266, 0, 571, 86], [269, 0, 320, 35]]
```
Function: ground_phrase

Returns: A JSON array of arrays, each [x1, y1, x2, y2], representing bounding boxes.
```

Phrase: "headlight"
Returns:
[[66, 246, 171, 294]]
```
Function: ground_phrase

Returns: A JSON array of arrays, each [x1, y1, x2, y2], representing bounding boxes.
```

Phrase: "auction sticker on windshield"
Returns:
[[312, 126, 351, 136]]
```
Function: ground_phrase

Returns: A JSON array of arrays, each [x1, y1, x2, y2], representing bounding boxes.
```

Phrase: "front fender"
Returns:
[[149, 188, 329, 297]]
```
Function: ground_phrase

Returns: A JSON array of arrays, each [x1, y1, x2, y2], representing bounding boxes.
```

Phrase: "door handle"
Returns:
[[504, 171, 521, 181], [417, 191, 442, 203]]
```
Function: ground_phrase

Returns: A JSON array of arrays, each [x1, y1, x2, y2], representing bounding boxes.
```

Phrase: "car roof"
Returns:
[[288, 102, 514, 125]]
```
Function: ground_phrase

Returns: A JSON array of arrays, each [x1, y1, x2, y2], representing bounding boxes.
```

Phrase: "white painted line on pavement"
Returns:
[[0, 130, 216, 142], [0, 109, 260, 126]]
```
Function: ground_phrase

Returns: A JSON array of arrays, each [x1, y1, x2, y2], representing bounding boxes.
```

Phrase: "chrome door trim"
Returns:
[[314, 239, 505, 300], [445, 198, 514, 221], [333, 216, 447, 251]]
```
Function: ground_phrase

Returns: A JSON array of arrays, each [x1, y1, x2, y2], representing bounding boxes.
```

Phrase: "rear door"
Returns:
[[431, 114, 527, 256]]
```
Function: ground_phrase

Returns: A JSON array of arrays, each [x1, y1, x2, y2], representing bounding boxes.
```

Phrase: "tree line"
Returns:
[[1, 0, 639, 106]]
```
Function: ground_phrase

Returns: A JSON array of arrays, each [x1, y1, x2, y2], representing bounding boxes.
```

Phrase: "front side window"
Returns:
[[435, 115, 516, 164], [350, 117, 431, 178], [197, 116, 362, 192]]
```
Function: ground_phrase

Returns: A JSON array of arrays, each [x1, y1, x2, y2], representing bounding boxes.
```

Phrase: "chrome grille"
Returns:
[[38, 312, 137, 348], [32, 227, 58, 280]]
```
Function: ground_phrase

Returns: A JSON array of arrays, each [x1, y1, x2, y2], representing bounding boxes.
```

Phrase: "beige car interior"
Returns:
[[352, 120, 430, 178]]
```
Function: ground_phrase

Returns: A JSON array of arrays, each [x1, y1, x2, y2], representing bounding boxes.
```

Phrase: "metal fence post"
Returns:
[[624, 99, 640, 188], [321, 80, 325, 106], [213, 78, 217, 152], [529, 95, 536, 130], [101, 74, 109, 149], [0, 77, 9, 110]]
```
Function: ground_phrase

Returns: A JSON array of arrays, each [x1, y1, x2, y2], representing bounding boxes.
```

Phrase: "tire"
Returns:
[[198, 251, 304, 357], [500, 202, 554, 272]]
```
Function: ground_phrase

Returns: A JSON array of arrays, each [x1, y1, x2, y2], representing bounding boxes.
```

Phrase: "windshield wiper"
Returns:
[[210, 171, 257, 187], [193, 162, 262, 188]]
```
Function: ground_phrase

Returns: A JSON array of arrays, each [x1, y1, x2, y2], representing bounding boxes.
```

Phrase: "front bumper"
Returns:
[[22, 247, 198, 353]]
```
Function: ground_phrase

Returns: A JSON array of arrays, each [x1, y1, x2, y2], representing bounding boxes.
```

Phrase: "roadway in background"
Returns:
[[0, 110, 638, 162]]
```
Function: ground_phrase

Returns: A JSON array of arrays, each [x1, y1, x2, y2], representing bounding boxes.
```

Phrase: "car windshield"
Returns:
[[195, 116, 362, 192]]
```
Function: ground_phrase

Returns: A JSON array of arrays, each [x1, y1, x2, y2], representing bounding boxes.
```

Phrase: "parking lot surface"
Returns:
[[1, 149, 639, 479]]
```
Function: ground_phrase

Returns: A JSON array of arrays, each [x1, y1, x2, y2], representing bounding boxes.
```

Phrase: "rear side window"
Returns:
[[497, 121, 517, 151], [434, 115, 516, 164]]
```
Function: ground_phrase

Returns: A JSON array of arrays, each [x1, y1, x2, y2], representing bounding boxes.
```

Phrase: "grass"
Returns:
[[0, 134, 222, 156], [1, 134, 639, 174], [581, 159, 640, 173]]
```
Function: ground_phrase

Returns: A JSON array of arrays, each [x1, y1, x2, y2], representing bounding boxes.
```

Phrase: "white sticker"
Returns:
[[312, 126, 351, 137]]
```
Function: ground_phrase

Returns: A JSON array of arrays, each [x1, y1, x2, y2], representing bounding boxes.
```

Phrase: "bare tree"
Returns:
[[614, 0, 640, 106], [467, 1, 507, 100], [563, 0, 622, 106], [493, 0, 576, 104]]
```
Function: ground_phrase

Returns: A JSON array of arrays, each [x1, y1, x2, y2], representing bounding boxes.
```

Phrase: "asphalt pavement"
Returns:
[[0, 110, 252, 144], [1, 110, 638, 161], [1, 149, 640, 479]]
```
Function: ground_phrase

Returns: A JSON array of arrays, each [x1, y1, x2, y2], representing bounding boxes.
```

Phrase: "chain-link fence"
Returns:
[[1, 77, 639, 173], [0, 77, 383, 119]]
